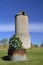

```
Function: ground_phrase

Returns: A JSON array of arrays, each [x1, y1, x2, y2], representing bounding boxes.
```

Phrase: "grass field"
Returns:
[[0, 47, 43, 65]]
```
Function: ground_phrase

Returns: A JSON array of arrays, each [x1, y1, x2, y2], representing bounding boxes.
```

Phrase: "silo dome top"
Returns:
[[15, 11, 28, 17], [18, 11, 25, 15]]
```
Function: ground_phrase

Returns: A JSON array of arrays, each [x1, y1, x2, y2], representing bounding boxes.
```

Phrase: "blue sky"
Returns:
[[0, 0, 43, 45]]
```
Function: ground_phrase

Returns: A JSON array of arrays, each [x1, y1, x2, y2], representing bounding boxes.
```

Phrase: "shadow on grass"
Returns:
[[2, 56, 9, 61]]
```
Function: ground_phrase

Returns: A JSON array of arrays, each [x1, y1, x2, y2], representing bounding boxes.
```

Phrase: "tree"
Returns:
[[40, 43, 43, 47], [0, 39, 8, 44], [0, 39, 8, 48]]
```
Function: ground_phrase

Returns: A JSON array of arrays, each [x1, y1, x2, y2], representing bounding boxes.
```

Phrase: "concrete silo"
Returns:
[[15, 11, 31, 49]]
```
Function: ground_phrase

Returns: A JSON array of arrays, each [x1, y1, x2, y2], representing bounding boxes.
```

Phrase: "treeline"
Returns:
[[31, 43, 43, 48], [0, 38, 43, 48]]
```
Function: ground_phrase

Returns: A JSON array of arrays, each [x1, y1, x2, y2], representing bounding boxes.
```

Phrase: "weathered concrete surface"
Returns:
[[15, 11, 31, 49]]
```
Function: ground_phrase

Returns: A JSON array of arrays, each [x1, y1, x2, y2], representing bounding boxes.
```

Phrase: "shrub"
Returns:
[[9, 35, 22, 51]]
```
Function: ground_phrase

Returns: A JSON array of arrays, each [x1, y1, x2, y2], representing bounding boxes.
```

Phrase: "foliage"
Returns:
[[32, 44, 38, 48], [9, 35, 22, 50], [0, 39, 8, 44], [40, 43, 43, 47]]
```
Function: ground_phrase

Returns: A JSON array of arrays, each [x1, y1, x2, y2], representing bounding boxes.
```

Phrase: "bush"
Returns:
[[9, 35, 22, 51]]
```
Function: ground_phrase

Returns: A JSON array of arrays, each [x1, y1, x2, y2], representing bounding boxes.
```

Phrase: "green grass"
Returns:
[[0, 47, 43, 65]]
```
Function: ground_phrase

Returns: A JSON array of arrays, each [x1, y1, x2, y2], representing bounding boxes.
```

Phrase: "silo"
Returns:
[[15, 11, 31, 49]]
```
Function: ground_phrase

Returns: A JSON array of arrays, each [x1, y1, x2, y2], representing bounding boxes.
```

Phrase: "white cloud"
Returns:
[[0, 24, 15, 32], [29, 23, 43, 32], [0, 23, 43, 33]]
